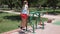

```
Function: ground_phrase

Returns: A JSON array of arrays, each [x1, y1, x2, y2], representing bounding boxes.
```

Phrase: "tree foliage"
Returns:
[[0, 0, 60, 8]]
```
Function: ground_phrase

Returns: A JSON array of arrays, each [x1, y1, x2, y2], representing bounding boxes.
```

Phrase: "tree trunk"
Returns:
[[8, 4, 12, 10]]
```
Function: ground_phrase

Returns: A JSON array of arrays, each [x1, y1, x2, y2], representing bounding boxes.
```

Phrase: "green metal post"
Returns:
[[35, 17, 37, 29], [42, 20, 44, 29], [29, 12, 35, 33], [33, 13, 35, 33]]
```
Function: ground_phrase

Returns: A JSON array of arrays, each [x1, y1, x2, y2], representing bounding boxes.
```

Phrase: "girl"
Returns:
[[20, 1, 29, 30]]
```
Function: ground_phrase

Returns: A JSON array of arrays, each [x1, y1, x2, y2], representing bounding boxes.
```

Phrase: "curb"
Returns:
[[1, 28, 20, 34]]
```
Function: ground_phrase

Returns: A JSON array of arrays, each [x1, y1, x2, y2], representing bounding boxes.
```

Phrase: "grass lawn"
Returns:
[[0, 12, 20, 33], [0, 12, 48, 33], [53, 20, 60, 25]]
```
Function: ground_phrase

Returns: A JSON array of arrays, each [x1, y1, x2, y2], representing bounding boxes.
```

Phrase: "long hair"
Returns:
[[22, 1, 28, 7]]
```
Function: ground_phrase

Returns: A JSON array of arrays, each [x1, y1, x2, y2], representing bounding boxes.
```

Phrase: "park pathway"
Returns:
[[0, 10, 60, 34]]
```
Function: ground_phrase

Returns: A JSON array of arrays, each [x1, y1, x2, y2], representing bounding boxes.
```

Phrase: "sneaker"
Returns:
[[19, 30, 25, 33], [22, 27, 26, 30], [18, 26, 23, 29]]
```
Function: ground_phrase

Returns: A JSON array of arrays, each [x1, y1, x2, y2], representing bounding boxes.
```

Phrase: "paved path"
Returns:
[[0, 10, 60, 34], [1, 22, 60, 34], [0, 10, 20, 14]]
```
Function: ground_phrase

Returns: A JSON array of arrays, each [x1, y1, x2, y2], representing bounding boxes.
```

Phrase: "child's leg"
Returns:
[[20, 14, 28, 29], [21, 18, 27, 27]]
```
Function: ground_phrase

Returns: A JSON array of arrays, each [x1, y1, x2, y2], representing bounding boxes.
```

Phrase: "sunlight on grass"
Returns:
[[53, 20, 60, 25]]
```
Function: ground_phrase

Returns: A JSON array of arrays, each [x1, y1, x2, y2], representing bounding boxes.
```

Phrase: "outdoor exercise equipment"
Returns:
[[26, 11, 44, 33]]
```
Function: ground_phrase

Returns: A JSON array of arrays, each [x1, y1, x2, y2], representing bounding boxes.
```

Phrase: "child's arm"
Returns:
[[27, 8, 30, 16]]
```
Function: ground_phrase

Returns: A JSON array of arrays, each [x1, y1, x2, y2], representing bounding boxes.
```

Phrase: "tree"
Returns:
[[47, 0, 58, 14], [47, 0, 58, 8], [57, 0, 60, 7], [27, 0, 39, 7], [0, 0, 21, 10]]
